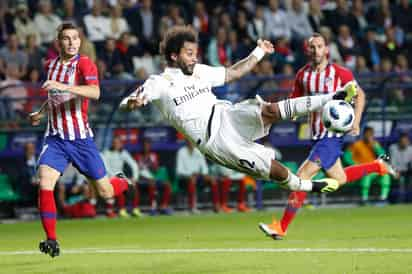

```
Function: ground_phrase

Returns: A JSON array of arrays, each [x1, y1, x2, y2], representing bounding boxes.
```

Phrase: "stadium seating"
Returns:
[[0, 174, 20, 202]]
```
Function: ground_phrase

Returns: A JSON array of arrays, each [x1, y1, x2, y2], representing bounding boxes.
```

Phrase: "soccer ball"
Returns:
[[322, 100, 355, 133]]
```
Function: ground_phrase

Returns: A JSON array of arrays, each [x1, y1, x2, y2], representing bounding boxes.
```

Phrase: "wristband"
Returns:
[[251, 46, 265, 61]]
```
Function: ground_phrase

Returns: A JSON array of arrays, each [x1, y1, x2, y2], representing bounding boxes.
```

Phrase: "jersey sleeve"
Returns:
[[137, 75, 164, 104], [78, 57, 99, 85], [120, 75, 164, 108], [337, 65, 355, 86], [194, 64, 226, 87], [289, 70, 304, 98]]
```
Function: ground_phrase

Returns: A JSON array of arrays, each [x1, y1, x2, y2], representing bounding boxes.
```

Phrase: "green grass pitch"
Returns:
[[1, 205, 412, 274]]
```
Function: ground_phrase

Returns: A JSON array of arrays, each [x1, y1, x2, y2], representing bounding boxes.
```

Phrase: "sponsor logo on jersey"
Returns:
[[173, 85, 212, 106]]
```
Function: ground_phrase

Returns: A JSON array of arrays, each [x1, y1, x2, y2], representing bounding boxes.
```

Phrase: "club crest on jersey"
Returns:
[[67, 66, 76, 76], [325, 76, 333, 88]]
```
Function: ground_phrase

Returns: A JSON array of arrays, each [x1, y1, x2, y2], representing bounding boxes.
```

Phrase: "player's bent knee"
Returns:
[[97, 187, 112, 199], [336, 175, 347, 185], [38, 165, 60, 190], [94, 181, 114, 199]]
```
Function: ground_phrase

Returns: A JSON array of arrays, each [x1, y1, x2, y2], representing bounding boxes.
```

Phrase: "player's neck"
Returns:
[[167, 65, 181, 71], [311, 60, 328, 72], [60, 53, 78, 64]]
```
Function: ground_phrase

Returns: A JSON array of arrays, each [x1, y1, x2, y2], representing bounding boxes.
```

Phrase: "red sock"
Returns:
[[132, 185, 140, 208], [110, 176, 128, 196], [280, 191, 307, 231], [344, 162, 382, 182], [106, 199, 114, 211], [117, 193, 126, 209], [148, 184, 156, 207], [210, 182, 219, 207], [39, 190, 57, 240], [187, 180, 196, 209], [237, 180, 246, 204], [221, 178, 231, 206], [160, 184, 171, 208]]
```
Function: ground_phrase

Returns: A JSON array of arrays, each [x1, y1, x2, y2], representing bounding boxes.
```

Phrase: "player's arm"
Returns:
[[339, 67, 365, 136], [119, 86, 146, 111], [350, 86, 365, 136], [42, 57, 101, 99], [28, 99, 49, 126], [119, 76, 161, 112], [42, 81, 100, 100], [225, 39, 274, 83]]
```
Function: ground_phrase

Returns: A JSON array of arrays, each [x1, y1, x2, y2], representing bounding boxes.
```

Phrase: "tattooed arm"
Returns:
[[225, 39, 274, 83]]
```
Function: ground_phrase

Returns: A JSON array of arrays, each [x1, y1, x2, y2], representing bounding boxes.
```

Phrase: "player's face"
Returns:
[[308, 36, 328, 66], [59, 29, 81, 58], [176, 42, 198, 75], [112, 138, 123, 151]]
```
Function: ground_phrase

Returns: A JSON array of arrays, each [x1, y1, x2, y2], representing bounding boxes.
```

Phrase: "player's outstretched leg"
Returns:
[[269, 160, 339, 193], [258, 161, 339, 240], [376, 154, 397, 177], [261, 82, 358, 124], [262, 154, 397, 240]]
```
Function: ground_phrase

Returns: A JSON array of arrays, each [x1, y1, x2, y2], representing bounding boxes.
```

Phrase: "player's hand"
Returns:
[[28, 111, 44, 126], [126, 95, 145, 110], [42, 80, 67, 91], [349, 124, 360, 136], [257, 39, 275, 55]]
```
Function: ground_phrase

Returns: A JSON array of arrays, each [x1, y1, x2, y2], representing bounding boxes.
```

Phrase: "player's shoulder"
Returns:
[[296, 64, 311, 76], [78, 54, 95, 66], [193, 63, 209, 71], [331, 63, 353, 75], [145, 73, 170, 87], [44, 57, 59, 69], [193, 63, 219, 75]]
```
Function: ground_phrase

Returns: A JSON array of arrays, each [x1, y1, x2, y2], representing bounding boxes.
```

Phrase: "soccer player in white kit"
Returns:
[[120, 26, 356, 195]]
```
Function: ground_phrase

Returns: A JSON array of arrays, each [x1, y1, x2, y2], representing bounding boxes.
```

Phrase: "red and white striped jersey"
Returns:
[[290, 63, 355, 140], [44, 54, 99, 140]]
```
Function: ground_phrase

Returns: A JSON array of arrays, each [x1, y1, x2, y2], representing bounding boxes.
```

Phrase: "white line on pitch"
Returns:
[[1, 248, 412, 256]]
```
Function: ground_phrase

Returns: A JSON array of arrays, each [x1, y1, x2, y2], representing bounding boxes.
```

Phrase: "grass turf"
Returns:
[[1, 205, 412, 274]]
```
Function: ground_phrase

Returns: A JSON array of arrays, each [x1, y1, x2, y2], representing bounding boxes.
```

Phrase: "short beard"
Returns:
[[177, 59, 194, 75], [312, 57, 325, 67]]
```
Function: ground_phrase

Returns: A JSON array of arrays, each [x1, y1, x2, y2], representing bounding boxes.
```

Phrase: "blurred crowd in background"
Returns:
[[0, 0, 411, 94]]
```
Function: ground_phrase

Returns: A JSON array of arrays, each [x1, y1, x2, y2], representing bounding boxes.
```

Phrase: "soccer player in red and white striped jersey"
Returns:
[[29, 23, 129, 257], [259, 33, 396, 240], [43, 50, 96, 140], [292, 61, 357, 140]]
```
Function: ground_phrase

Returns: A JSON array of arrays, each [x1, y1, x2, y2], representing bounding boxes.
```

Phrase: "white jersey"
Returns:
[[123, 64, 226, 145], [120, 64, 276, 180]]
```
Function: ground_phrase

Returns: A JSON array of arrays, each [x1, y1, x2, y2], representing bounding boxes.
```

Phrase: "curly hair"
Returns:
[[160, 25, 198, 65]]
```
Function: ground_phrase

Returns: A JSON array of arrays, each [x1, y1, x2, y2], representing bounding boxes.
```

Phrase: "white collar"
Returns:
[[164, 67, 185, 76]]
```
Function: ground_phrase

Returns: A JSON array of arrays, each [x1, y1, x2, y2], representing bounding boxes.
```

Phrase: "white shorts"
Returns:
[[201, 98, 275, 180]]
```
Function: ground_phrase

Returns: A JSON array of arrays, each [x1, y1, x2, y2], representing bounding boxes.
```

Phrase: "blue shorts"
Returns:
[[38, 135, 106, 180], [307, 137, 343, 170]]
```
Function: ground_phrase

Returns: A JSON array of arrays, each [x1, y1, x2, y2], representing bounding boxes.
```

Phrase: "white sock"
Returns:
[[277, 94, 334, 120], [279, 171, 313, 192]]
